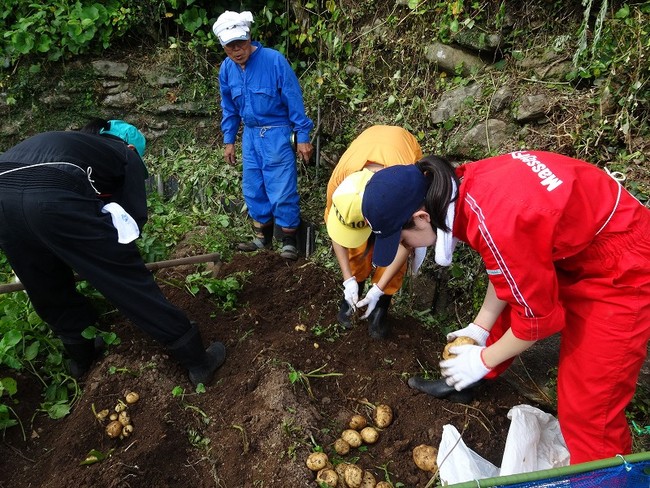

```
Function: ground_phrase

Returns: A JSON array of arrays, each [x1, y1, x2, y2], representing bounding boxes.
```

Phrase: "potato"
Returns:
[[412, 444, 438, 472], [373, 404, 393, 428], [359, 470, 377, 487], [95, 409, 109, 421], [442, 336, 477, 360], [349, 414, 367, 431], [376, 483, 392, 488], [344, 464, 364, 488], [316, 468, 338, 487], [121, 424, 134, 438], [306, 452, 329, 471], [341, 429, 363, 448], [118, 411, 131, 426], [335, 462, 351, 487], [359, 426, 379, 444], [105, 420, 123, 439], [125, 391, 140, 404], [334, 438, 351, 455]]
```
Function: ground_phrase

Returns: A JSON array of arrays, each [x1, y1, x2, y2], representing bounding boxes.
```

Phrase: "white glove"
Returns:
[[447, 322, 490, 347], [357, 284, 384, 319], [342, 277, 359, 309], [440, 344, 492, 391]]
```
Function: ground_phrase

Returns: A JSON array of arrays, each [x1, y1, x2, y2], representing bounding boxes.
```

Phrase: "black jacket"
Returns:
[[0, 131, 148, 227]]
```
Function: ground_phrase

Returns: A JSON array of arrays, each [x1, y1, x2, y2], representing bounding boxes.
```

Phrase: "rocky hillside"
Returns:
[[1, 2, 648, 182]]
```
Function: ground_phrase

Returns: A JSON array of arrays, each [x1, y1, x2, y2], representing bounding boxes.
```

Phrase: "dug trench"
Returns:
[[1, 250, 539, 488]]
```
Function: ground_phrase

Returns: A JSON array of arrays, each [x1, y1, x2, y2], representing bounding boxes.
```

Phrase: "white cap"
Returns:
[[212, 11, 254, 46]]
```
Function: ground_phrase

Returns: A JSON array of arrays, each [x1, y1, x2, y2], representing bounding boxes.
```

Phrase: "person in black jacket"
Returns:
[[0, 118, 225, 386]]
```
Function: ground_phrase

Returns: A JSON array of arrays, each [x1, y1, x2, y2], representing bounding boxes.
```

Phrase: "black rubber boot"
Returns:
[[367, 294, 392, 340], [168, 324, 226, 386], [337, 281, 364, 329], [237, 222, 273, 252], [407, 377, 481, 404], [280, 230, 299, 261], [61, 337, 105, 379]]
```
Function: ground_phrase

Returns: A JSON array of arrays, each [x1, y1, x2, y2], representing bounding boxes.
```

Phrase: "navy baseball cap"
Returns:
[[361, 165, 429, 267]]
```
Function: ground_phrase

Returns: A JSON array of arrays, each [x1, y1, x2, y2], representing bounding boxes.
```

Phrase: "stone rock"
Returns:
[[430, 83, 482, 124], [424, 42, 488, 76], [453, 30, 504, 54], [91, 60, 129, 79], [514, 94, 549, 122], [39, 93, 72, 108], [155, 102, 210, 116], [490, 86, 514, 113], [452, 119, 516, 158], [145, 72, 182, 87], [102, 91, 138, 108]]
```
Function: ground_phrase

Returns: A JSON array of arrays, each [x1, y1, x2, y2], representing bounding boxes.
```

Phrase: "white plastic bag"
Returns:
[[437, 424, 499, 483], [437, 405, 570, 485], [500, 404, 570, 475]]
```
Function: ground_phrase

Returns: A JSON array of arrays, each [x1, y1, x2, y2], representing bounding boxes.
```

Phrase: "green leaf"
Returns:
[[80, 448, 114, 465], [288, 371, 300, 384], [0, 377, 18, 397], [614, 5, 630, 18], [81, 326, 98, 339], [24, 341, 40, 361], [11, 31, 35, 54], [47, 402, 71, 420], [101, 332, 119, 346], [0, 329, 22, 350]]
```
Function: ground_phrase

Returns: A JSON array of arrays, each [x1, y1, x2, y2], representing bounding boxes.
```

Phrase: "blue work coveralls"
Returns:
[[219, 41, 313, 229]]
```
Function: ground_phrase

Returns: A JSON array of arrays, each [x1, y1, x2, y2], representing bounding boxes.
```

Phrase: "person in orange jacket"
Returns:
[[324, 125, 422, 338], [361, 151, 650, 464]]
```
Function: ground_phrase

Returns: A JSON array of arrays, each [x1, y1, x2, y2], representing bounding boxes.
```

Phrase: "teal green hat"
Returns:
[[101, 120, 146, 158]]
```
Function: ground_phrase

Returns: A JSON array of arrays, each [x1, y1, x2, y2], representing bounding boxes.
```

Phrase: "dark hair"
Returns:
[[414, 155, 460, 232], [79, 117, 110, 135]]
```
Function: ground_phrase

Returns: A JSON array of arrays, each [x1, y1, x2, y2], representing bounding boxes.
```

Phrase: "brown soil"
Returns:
[[1, 251, 536, 488]]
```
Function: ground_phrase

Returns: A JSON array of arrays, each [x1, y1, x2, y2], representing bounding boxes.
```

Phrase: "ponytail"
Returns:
[[415, 155, 459, 232], [79, 117, 110, 135]]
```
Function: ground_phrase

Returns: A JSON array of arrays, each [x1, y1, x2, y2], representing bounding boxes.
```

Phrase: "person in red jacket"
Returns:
[[360, 151, 650, 464]]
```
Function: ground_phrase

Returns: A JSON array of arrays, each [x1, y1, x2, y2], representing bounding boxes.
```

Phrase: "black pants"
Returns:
[[0, 174, 191, 345]]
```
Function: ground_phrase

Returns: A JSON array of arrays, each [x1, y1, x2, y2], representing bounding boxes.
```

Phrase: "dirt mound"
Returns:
[[1, 251, 533, 488]]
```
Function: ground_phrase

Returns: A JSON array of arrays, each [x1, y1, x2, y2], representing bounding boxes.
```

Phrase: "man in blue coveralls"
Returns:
[[213, 11, 314, 261]]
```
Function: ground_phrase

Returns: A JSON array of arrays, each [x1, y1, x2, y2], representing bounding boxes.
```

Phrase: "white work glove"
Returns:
[[342, 277, 359, 309], [440, 344, 492, 391], [447, 322, 490, 347], [357, 284, 384, 319]]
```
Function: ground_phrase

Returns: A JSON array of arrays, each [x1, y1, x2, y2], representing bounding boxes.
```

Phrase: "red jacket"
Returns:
[[453, 151, 644, 341]]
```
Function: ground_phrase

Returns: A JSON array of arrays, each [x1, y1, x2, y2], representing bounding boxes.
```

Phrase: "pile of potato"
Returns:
[[305, 404, 394, 488], [94, 390, 139, 440]]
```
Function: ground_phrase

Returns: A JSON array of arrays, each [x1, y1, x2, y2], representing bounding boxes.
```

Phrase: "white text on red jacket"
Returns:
[[511, 151, 564, 191]]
